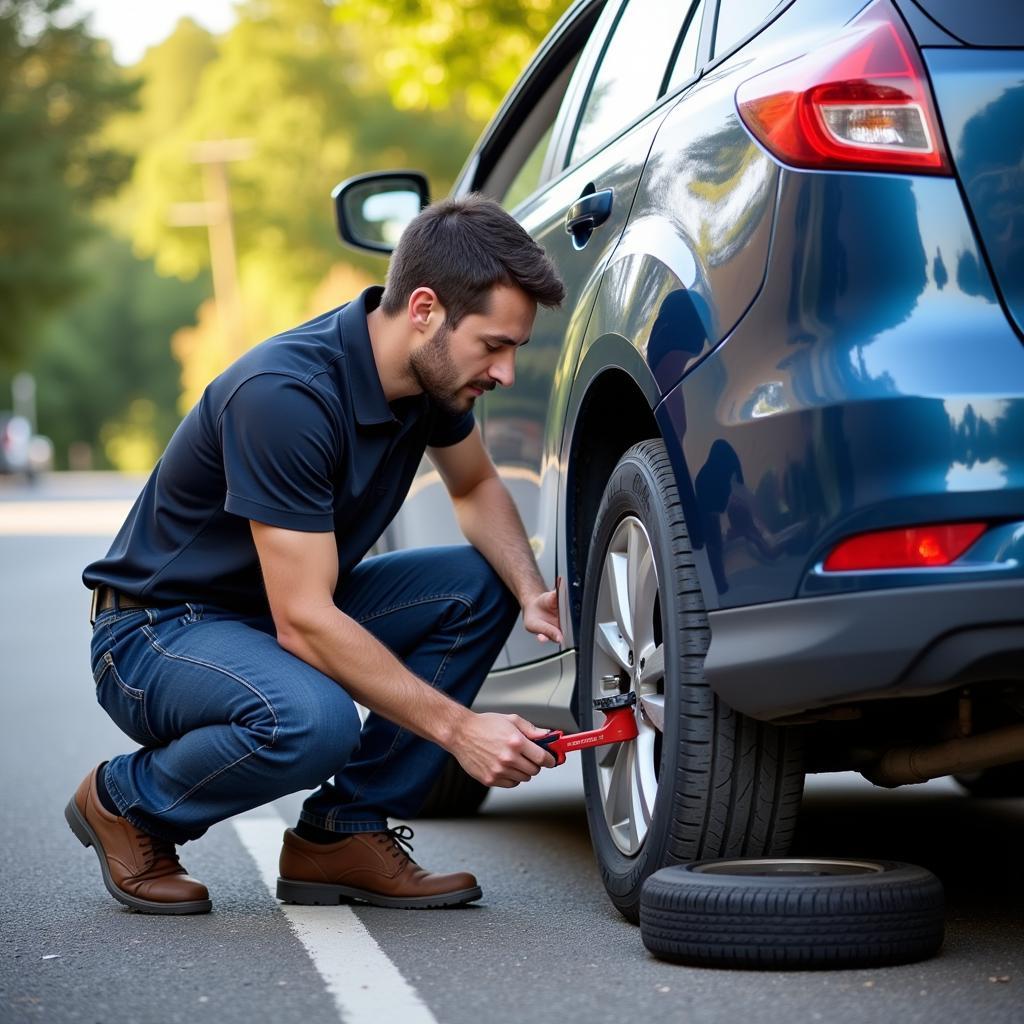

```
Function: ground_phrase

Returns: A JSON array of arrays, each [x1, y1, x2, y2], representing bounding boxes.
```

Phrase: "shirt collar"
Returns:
[[339, 285, 399, 428]]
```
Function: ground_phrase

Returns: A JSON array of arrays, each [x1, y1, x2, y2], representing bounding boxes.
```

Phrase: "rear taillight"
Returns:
[[736, 0, 949, 174], [823, 522, 987, 571]]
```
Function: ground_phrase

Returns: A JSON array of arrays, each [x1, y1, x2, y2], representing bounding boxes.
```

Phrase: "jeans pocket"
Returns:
[[93, 651, 156, 747]]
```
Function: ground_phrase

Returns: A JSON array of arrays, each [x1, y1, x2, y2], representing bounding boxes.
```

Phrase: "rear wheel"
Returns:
[[578, 440, 805, 922]]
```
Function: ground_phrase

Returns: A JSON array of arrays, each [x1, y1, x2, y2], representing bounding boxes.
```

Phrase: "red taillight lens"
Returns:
[[736, 0, 949, 174], [823, 523, 987, 571]]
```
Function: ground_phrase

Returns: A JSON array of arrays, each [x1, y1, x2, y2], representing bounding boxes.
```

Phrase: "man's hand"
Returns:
[[522, 575, 563, 644], [449, 712, 556, 787]]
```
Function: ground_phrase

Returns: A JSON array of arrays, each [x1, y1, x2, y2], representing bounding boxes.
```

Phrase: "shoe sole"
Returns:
[[64, 798, 212, 915], [276, 877, 483, 909]]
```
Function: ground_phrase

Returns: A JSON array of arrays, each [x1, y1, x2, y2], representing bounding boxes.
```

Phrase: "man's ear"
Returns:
[[407, 287, 445, 334]]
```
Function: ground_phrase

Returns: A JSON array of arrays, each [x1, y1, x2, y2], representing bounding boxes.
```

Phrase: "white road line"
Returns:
[[232, 813, 439, 1024]]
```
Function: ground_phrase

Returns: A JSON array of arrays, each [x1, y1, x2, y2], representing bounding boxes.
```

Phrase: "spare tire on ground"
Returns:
[[640, 858, 944, 969]]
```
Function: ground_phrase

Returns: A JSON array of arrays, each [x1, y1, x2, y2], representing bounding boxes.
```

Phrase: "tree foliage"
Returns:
[[18, 230, 208, 470], [0, 0, 135, 367], [116, 0, 477, 331], [115, 0, 572, 334], [12, 0, 574, 468], [335, 0, 571, 122]]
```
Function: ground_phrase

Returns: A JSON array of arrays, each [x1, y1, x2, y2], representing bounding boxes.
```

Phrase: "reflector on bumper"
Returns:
[[823, 523, 987, 571]]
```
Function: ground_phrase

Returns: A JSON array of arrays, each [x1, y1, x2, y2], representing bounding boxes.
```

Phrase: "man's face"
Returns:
[[409, 284, 536, 415]]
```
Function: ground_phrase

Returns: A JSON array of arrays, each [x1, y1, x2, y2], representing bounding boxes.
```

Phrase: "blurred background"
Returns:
[[0, 0, 572, 477]]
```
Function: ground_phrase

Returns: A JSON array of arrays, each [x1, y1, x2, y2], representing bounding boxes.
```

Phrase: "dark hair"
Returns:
[[380, 193, 565, 325]]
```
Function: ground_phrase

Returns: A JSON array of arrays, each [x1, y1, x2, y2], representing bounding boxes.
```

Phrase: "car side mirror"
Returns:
[[331, 171, 430, 254]]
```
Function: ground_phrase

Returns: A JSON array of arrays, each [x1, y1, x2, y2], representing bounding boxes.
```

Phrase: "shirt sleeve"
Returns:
[[220, 374, 339, 532], [426, 406, 475, 448]]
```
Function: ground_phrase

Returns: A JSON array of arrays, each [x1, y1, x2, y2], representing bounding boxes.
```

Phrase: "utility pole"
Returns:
[[169, 138, 253, 358]]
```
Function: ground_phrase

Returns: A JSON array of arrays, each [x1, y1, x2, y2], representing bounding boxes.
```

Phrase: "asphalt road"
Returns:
[[2, 473, 1023, 1024]]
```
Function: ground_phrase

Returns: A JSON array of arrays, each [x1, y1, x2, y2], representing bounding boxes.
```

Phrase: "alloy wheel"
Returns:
[[590, 515, 665, 855]]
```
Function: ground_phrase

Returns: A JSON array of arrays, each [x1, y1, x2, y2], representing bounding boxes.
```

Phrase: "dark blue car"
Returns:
[[335, 0, 1024, 920]]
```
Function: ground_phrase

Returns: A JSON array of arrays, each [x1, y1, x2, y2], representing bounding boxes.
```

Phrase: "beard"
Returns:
[[408, 320, 490, 415]]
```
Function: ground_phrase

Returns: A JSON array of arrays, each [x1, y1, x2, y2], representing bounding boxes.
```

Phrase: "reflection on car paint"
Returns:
[[924, 49, 1024, 335], [658, 171, 1024, 609]]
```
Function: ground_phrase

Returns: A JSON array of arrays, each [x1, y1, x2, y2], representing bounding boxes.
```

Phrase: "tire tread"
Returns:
[[640, 864, 944, 968]]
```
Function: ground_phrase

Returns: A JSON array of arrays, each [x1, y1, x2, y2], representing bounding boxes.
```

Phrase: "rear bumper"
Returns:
[[704, 577, 1024, 720]]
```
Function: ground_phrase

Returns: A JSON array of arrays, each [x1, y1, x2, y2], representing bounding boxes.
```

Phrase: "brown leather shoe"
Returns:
[[65, 766, 211, 915], [277, 825, 481, 908]]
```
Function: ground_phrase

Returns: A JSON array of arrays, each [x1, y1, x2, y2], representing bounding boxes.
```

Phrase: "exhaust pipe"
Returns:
[[863, 722, 1024, 787]]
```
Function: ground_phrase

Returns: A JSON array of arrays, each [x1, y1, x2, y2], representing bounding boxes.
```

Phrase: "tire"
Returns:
[[640, 858, 945, 969], [578, 439, 805, 923], [955, 762, 1024, 797], [415, 756, 490, 818]]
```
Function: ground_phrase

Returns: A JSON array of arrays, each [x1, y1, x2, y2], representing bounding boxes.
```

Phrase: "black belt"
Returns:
[[89, 586, 148, 625]]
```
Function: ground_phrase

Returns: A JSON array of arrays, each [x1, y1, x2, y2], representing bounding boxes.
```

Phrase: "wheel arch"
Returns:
[[562, 337, 661, 637]]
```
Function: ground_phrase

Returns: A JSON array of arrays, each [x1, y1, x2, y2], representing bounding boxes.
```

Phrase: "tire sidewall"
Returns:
[[649, 858, 927, 892]]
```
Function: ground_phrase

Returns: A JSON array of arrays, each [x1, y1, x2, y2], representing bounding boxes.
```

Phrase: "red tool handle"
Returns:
[[533, 705, 639, 767], [533, 730, 566, 766]]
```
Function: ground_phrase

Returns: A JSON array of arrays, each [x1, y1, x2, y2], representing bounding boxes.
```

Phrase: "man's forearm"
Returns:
[[251, 518, 555, 790], [452, 475, 546, 604], [278, 604, 555, 789], [278, 607, 469, 748]]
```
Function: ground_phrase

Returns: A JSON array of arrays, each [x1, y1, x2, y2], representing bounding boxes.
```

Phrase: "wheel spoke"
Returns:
[[603, 742, 632, 835], [630, 542, 658, 653], [626, 521, 642, 619], [626, 743, 642, 850], [641, 643, 665, 685], [595, 621, 631, 673], [605, 549, 633, 648], [632, 734, 655, 835], [638, 692, 665, 733]]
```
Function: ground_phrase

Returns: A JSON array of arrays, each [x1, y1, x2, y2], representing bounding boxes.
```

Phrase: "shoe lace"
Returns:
[[135, 830, 181, 872], [380, 825, 416, 860]]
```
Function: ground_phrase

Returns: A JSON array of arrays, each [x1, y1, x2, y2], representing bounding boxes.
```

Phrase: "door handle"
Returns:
[[565, 188, 614, 237]]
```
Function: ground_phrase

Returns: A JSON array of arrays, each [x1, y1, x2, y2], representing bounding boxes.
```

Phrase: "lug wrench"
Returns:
[[533, 692, 639, 766]]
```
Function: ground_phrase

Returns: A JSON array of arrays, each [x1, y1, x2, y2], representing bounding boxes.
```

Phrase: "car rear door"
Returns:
[[477, 0, 708, 667]]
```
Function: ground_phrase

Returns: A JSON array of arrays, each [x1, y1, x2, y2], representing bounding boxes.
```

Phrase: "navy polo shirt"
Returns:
[[83, 286, 474, 614]]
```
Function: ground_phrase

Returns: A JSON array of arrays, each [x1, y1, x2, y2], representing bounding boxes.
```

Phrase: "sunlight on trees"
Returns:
[[5, 0, 571, 469]]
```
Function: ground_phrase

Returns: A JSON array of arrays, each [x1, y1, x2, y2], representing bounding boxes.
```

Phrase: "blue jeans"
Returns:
[[89, 546, 519, 845]]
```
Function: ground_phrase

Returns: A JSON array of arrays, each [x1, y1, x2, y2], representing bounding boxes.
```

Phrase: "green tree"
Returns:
[[15, 230, 209, 469], [101, 0, 573, 434], [335, 0, 572, 121], [0, 0, 135, 367], [121, 0, 476, 326]]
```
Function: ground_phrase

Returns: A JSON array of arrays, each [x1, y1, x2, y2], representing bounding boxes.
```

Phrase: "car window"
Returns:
[[502, 123, 556, 211], [713, 0, 784, 57], [664, 0, 706, 94], [569, 0, 695, 165], [482, 37, 585, 208]]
